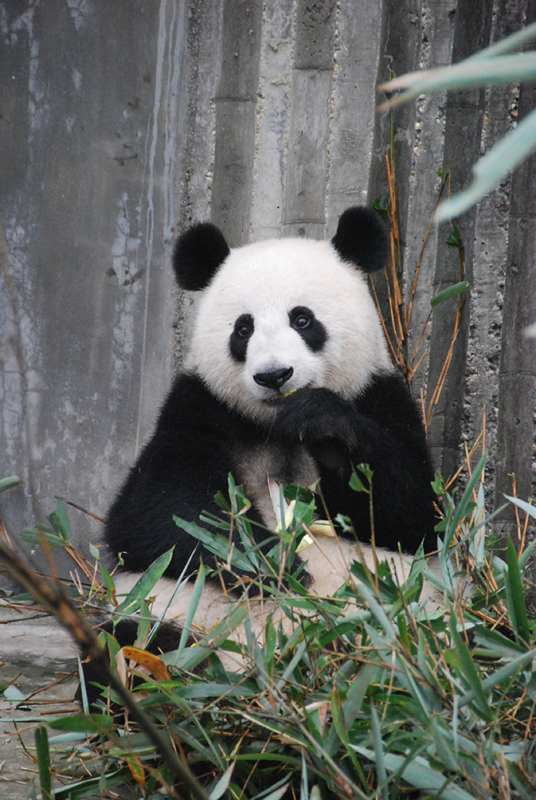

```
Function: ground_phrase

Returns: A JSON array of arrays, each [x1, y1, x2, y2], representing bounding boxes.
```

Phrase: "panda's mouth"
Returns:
[[261, 387, 301, 404]]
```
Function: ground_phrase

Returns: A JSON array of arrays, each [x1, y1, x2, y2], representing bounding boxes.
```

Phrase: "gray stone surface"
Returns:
[[0, 2, 189, 573], [0, 603, 78, 800]]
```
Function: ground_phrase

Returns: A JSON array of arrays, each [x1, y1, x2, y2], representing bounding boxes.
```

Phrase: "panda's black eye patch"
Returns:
[[230, 313, 254, 362], [289, 306, 327, 352]]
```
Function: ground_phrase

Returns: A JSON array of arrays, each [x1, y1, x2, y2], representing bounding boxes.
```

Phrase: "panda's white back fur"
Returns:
[[185, 238, 392, 423]]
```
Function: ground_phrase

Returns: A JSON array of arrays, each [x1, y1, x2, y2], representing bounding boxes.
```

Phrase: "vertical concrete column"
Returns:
[[211, 0, 264, 247], [464, 0, 526, 500], [250, 0, 297, 242], [367, 0, 423, 353], [327, 0, 382, 233], [426, 0, 493, 478], [368, 0, 423, 253], [495, 0, 536, 524], [283, 0, 337, 240], [404, 0, 456, 400]]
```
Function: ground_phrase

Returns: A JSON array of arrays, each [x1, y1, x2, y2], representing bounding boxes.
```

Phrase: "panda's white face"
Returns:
[[185, 237, 392, 422]]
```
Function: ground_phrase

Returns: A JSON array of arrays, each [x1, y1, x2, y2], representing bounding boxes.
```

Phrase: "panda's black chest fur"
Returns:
[[235, 440, 318, 530]]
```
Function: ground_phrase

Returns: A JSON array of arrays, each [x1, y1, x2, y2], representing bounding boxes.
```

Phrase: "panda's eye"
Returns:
[[230, 314, 254, 363], [237, 322, 252, 337], [289, 306, 313, 331], [289, 306, 327, 353], [233, 314, 254, 338]]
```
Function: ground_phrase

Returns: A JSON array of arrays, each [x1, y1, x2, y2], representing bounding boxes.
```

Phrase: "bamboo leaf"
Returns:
[[473, 626, 525, 658], [174, 516, 256, 573], [49, 714, 114, 733], [506, 535, 530, 644], [429, 718, 459, 773], [351, 747, 475, 800], [171, 603, 251, 671], [300, 753, 309, 800], [171, 683, 256, 699], [376, 23, 536, 220], [518, 538, 536, 571], [35, 725, 53, 800], [52, 768, 132, 799], [436, 108, 536, 221], [459, 647, 536, 708], [350, 470, 368, 493], [330, 688, 367, 786], [505, 761, 536, 800], [19, 528, 67, 549], [381, 52, 536, 96], [343, 662, 378, 728], [442, 453, 486, 553], [431, 281, 470, 308], [48, 498, 73, 541], [252, 778, 290, 800], [117, 547, 175, 614], [505, 495, 536, 519], [355, 582, 398, 641], [173, 564, 206, 664], [447, 615, 493, 722], [209, 762, 235, 800], [125, 755, 145, 791], [370, 704, 388, 800], [122, 647, 171, 681], [4, 685, 26, 702], [99, 562, 117, 602], [468, 21, 536, 60], [0, 475, 20, 493]]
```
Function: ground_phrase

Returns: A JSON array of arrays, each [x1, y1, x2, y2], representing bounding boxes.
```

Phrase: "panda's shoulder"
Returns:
[[154, 373, 262, 439], [139, 375, 233, 453], [157, 373, 221, 421]]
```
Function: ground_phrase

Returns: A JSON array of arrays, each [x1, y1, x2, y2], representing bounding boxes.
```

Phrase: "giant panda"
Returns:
[[103, 207, 439, 667]]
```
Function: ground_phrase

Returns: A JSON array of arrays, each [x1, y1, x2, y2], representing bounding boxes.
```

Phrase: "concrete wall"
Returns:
[[1, 0, 534, 567], [0, 1, 189, 560]]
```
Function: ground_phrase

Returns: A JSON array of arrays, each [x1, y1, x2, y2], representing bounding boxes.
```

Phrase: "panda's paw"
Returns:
[[274, 388, 358, 449]]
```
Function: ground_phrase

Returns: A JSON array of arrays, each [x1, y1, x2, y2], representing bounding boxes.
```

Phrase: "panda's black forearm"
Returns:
[[273, 387, 361, 449], [274, 378, 436, 553]]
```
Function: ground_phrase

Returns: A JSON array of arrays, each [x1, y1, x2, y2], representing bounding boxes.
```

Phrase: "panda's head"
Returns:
[[174, 207, 392, 422]]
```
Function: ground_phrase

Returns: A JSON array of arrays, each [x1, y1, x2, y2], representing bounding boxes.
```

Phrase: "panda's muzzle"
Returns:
[[254, 367, 294, 391]]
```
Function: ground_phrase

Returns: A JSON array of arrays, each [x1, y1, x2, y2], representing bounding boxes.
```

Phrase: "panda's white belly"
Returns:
[[236, 441, 319, 530], [113, 540, 443, 672]]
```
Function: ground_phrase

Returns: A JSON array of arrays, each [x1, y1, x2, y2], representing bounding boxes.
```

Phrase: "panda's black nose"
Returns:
[[254, 367, 294, 391]]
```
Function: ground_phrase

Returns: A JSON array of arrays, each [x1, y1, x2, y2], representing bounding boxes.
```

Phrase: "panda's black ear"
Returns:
[[331, 207, 390, 273], [173, 222, 230, 291]]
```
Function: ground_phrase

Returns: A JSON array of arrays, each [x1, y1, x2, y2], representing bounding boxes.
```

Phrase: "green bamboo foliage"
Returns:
[[379, 22, 536, 220], [2, 467, 536, 799]]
